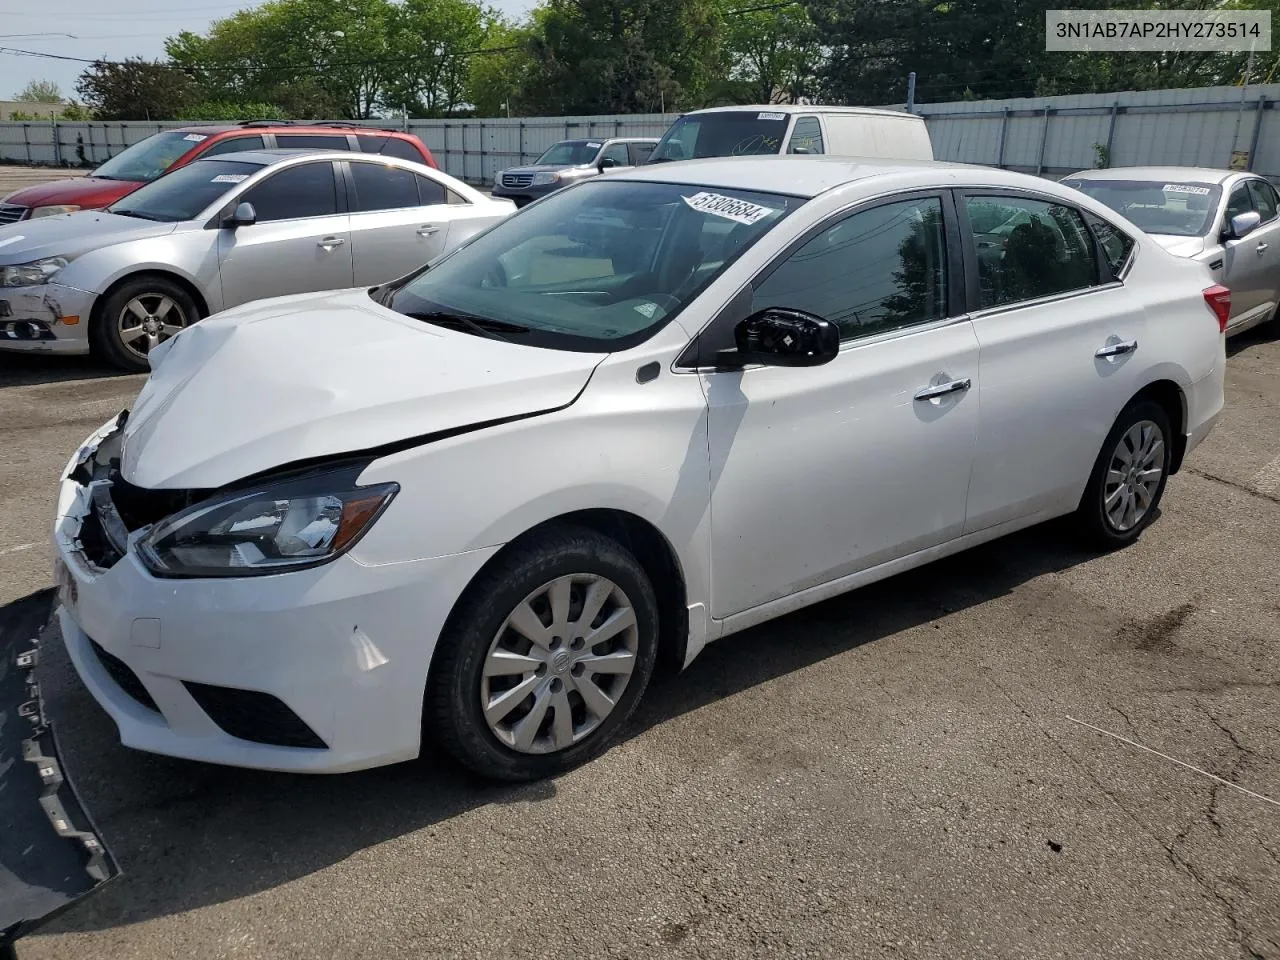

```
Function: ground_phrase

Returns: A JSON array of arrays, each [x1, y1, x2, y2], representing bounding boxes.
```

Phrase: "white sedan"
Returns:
[[53, 157, 1225, 780]]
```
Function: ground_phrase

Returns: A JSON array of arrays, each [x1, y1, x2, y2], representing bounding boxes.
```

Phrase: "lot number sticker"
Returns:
[[211, 174, 249, 183], [757, 112, 786, 121], [1163, 183, 1211, 195], [184, 133, 209, 142], [683, 191, 776, 225], [586, 142, 603, 148]]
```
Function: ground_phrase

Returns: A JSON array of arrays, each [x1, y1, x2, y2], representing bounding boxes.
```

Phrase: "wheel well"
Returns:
[[91, 270, 210, 328], [1132, 379, 1187, 473]]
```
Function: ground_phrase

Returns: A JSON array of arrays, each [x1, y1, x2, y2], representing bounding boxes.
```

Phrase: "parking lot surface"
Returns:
[[1, 327, 1277, 958]]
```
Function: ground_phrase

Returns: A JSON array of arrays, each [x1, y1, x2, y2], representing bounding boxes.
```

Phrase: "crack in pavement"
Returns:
[[1186, 467, 1280, 506]]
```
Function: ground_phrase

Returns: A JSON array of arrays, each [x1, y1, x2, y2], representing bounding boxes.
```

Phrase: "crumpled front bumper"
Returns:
[[0, 282, 97, 354], [0, 588, 119, 950]]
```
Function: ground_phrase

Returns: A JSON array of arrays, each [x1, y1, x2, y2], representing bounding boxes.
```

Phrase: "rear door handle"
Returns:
[[417, 225, 440, 237], [1095, 339, 1138, 359], [1257, 242, 1269, 255], [914, 377, 971, 401], [317, 236, 346, 250]]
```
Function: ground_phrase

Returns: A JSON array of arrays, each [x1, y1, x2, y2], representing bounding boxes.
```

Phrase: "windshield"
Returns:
[[649, 111, 789, 162], [387, 179, 801, 351], [534, 141, 600, 166], [93, 130, 210, 182], [109, 160, 261, 223], [1062, 178, 1222, 237]]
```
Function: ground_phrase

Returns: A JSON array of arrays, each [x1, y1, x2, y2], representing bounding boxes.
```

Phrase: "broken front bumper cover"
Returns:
[[0, 589, 119, 950]]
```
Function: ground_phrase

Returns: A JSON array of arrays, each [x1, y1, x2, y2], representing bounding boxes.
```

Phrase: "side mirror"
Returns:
[[1227, 210, 1261, 240], [226, 201, 256, 227], [721, 308, 839, 368], [597, 157, 617, 172]]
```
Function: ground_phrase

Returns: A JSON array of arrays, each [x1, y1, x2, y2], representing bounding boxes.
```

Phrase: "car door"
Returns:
[[216, 160, 353, 308], [701, 192, 979, 619], [1240, 178, 1280, 325], [344, 160, 458, 284], [1219, 180, 1274, 328], [959, 191, 1147, 533]]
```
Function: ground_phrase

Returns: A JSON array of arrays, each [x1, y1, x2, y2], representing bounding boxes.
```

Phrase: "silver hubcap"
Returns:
[[1104, 419, 1165, 532], [481, 574, 639, 755], [117, 294, 188, 360]]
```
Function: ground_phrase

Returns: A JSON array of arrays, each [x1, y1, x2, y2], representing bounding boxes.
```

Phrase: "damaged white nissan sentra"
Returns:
[[54, 156, 1226, 780]]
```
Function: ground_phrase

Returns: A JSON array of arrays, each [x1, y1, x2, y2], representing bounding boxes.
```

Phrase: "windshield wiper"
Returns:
[[110, 210, 166, 221], [644, 156, 677, 164], [405, 310, 530, 342]]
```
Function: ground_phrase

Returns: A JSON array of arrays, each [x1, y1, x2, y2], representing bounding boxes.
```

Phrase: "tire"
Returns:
[[426, 524, 660, 782], [1076, 399, 1173, 549], [91, 275, 200, 373]]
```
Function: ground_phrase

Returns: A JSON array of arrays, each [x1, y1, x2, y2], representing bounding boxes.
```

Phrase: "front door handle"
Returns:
[[1095, 339, 1138, 359], [317, 236, 346, 250], [914, 377, 971, 402], [417, 225, 440, 237], [1257, 242, 1269, 255]]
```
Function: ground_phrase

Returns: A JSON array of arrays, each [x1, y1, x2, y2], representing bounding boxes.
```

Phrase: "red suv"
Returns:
[[0, 122, 438, 225]]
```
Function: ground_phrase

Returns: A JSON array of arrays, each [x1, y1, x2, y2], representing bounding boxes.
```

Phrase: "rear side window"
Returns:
[[964, 195, 1098, 308], [349, 162, 419, 212], [1087, 216, 1135, 278], [788, 117, 824, 155], [241, 161, 339, 222], [753, 196, 948, 341], [276, 134, 351, 151], [358, 135, 425, 164], [200, 135, 265, 157], [1248, 179, 1279, 223]]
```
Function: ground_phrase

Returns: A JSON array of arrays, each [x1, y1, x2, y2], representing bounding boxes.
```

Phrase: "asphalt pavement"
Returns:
[[0, 211, 1277, 956]]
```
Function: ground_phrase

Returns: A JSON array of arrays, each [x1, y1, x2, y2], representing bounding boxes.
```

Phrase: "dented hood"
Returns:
[[121, 289, 606, 489]]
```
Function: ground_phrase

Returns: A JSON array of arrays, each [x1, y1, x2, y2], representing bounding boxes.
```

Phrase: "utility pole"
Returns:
[[906, 71, 917, 113]]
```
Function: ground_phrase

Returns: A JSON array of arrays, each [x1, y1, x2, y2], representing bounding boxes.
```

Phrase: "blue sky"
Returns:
[[1, 0, 532, 103]]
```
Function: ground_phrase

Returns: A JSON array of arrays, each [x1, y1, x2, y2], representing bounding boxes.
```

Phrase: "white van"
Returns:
[[646, 105, 933, 164]]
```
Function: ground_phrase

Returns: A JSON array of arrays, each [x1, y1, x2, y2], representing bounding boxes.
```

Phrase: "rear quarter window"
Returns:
[[358, 135, 426, 164], [1087, 216, 1135, 279]]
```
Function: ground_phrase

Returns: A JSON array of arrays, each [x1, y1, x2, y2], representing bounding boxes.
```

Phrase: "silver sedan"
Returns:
[[0, 150, 515, 370], [1063, 166, 1280, 336]]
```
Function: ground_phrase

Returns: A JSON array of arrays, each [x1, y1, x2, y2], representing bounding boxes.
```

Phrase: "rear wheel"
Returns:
[[1076, 399, 1172, 548], [426, 525, 659, 781], [91, 275, 199, 372]]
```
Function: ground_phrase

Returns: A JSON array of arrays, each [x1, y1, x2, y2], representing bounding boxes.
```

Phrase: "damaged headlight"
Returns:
[[0, 257, 68, 287], [137, 467, 398, 578]]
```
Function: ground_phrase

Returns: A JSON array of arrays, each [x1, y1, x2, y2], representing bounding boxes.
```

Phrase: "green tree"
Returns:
[[14, 79, 63, 103], [383, 0, 492, 117], [716, 0, 821, 105], [74, 58, 195, 120], [466, 17, 540, 117]]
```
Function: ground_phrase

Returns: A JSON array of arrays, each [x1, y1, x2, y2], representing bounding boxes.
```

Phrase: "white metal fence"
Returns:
[[0, 85, 1276, 183]]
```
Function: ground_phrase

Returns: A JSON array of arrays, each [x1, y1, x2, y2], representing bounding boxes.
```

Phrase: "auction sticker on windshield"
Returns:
[[184, 133, 209, 142], [1163, 183, 1211, 195], [758, 112, 786, 121], [683, 191, 776, 226], [211, 174, 249, 183]]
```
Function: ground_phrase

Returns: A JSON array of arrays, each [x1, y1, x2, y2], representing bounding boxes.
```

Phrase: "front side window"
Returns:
[[1248, 179, 1279, 222], [649, 111, 789, 162], [787, 117, 825, 155], [108, 160, 262, 222], [965, 195, 1097, 308], [200, 135, 265, 158], [1063, 178, 1221, 238], [630, 142, 655, 165], [534, 141, 598, 166], [241, 162, 339, 222], [386, 180, 801, 351], [599, 143, 630, 167], [348, 162, 419, 212], [753, 197, 947, 341], [93, 130, 204, 182], [276, 134, 351, 151], [1225, 184, 1253, 223]]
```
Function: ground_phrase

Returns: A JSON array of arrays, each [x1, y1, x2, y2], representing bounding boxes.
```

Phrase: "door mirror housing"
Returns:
[[1227, 209, 1261, 240], [226, 201, 257, 227], [597, 156, 618, 172], [720, 308, 840, 368]]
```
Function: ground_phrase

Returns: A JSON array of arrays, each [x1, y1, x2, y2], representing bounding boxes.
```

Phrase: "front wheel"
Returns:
[[1076, 399, 1173, 549], [91, 276, 199, 372], [426, 525, 659, 781]]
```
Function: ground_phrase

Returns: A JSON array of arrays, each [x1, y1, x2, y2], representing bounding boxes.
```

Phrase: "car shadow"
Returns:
[[1226, 323, 1279, 358], [12, 519, 1099, 936], [0, 354, 132, 388]]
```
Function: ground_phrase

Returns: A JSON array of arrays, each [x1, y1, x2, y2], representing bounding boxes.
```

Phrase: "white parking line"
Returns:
[[1251, 454, 1280, 495]]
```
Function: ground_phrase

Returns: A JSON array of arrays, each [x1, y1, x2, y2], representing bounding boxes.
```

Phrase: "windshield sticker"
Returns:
[[634, 302, 658, 319], [586, 142, 603, 148], [183, 133, 209, 142], [682, 191, 776, 225], [758, 112, 786, 121], [1163, 183, 1211, 195], [211, 174, 249, 183]]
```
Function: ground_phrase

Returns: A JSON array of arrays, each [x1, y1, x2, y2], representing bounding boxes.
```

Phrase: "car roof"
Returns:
[[177, 123, 413, 137], [680, 105, 917, 120], [1067, 166, 1238, 185], [612, 155, 1035, 198], [191, 149, 427, 167]]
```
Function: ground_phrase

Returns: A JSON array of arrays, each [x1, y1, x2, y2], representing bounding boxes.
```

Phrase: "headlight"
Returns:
[[0, 257, 68, 287], [137, 468, 398, 578], [30, 204, 81, 219], [532, 172, 560, 186]]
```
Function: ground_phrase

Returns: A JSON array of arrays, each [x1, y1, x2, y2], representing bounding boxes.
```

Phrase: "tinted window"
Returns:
[[349, 161, 419, 212], [600, 143, 630, 166], [200, 134, 265, 157], [1064, 178, 1220, 237], [754, 197, 947, 340], [358, 134, 425, 164], [1248, 179, 1279, 222], [416, 174, 446, 205], [108, 160, 262, 222], [788, 117, 824, 155], [241, 162, 339, 222], [276, 134, 351, 150], [630, 142, 655, 165], [1089, 217, 1135, 277], [650, 111, 788, 161], [965, 195, 1098, 308], [1226, 184, 1253, 222], [93, 130, 203, 182]]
